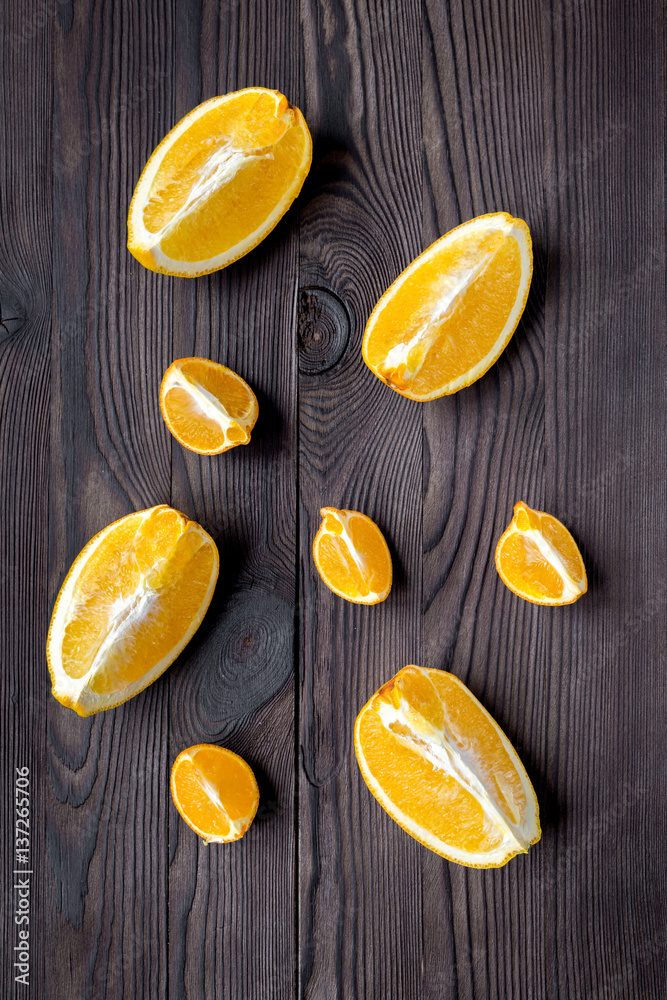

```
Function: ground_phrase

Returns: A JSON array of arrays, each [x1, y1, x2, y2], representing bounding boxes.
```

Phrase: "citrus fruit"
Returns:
[[47, 505, 219, 716], [362, 212, 533, 400], [127, 87, 312, 277], [354, 665, 541, 867], [312, 507, 392, 604], [495, 501, 587, 605], [160, 357, 258, 455], [171, 744, 259, 844]]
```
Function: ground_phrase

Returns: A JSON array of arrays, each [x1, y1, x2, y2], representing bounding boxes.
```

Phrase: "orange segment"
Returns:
[[127, 88, 312, 277], [354, 666, 541, 867], [362, 213, 533, 400], [46, 506, 219, 715], [160, 357, 258, 455], [171, 745, 259, 844], [312, 507, 392, 604], [495, 501, 587, 605]]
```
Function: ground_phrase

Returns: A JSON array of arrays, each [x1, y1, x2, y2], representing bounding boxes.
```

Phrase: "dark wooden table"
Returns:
[[2, 1, 666, 997]]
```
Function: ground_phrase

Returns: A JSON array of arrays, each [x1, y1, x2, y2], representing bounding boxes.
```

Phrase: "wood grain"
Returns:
[[541, 3, 667, 996], [0, 3, 52, 998], [1, 0, 666, 997]]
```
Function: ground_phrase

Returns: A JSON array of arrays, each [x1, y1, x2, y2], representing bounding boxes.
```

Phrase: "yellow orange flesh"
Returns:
[[127, 88, 312, 277], [495, 501, 587, 605], [46, 506, 219, 716], [171, 745, 259, 844], [362, 213, 533, 400], [160, 357, 258, 455], [312, 507, 392, 604], [354, 666, 541, 867]]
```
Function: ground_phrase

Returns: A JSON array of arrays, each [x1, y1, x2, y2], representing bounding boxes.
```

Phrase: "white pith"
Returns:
[[364, 213, 532, 400], [46, 507, 218, 715], [355, 669, 540, 867], [85, 582, 158, 678], [163, 364, 248, 442], [127, 89, 312, 276], [319, 509, 387, 603]]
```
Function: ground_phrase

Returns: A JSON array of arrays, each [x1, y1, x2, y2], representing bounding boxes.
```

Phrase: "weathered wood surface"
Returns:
[[1, 0, 665, 998]]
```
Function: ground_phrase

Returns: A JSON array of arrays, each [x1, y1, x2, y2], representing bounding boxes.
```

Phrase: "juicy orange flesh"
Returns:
[[498, 533, 565, 600], [162, 359, 255, 452], [366, 230, 522, 395], [315, 512, 391, 599], [357, 708, 504, 852], [173, 747, 257, 839], [60, 508, 216, 694], [163, 388, 238, 449], [143, 92, 309, 262], [498, 504, 585, 601], [358, 667, 528, 853]]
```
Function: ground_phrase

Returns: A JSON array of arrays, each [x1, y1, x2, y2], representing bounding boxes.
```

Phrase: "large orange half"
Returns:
[[362, 213, 533, 400], [127, 88, 312, 277], [355, 665, 541, 867], [47, 505, 219, 716]]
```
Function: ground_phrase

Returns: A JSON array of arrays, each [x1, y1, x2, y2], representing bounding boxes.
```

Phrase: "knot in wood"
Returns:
[[0, 284, 28, 342], [297, 286, 350, 375], [195, 590, 293, 722], [233, 625, 260, 661]]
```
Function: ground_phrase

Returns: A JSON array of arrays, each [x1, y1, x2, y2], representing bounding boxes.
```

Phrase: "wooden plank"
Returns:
[[298, 0, 424, 995], [166, 2, 299, 998], [542, 3, 666, 997], [46, 1, 174, 996], [0, 3, 52, 998], [422, 2, 667, 999]]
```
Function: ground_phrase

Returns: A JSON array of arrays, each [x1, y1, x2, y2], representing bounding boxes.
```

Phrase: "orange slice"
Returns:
[[362, 212, 533, 400], [160, 357, 258, 455], [171, 744, 259, 844], [312, 507, 392, 604], [46, 506, 219, 716], [127, 88, 312, 277], [354, 665, 541, 867], [495, 501, 587, 605]]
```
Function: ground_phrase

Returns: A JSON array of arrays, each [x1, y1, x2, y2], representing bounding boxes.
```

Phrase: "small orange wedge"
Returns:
[[46, 505, 219, 716], [355, 666, 541, 867], [127, 88, 312, 277], [171, 744, 259, 844], [312, 507, 392, 604], [160, 357, 258, 455], [495, 501, 587, 605], [362, 212, 532, 400]]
